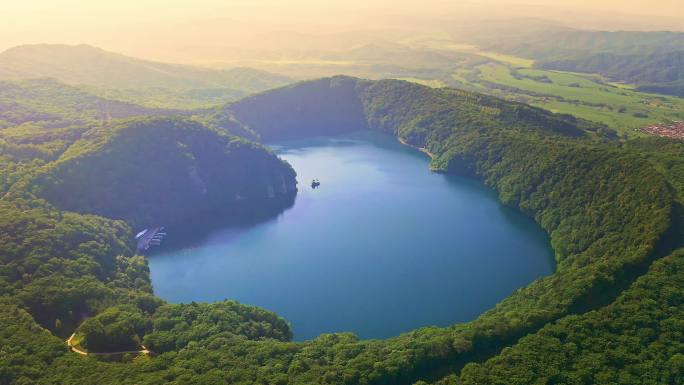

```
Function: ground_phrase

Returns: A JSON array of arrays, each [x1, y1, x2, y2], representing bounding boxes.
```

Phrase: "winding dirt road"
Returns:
[[66, 333, 151, 356]]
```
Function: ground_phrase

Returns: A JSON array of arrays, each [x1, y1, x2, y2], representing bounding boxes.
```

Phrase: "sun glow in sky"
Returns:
[[2, 0, 683, 63]]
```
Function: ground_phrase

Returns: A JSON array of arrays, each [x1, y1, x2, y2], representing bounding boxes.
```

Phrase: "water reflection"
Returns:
[[148, 131, 555, 341]]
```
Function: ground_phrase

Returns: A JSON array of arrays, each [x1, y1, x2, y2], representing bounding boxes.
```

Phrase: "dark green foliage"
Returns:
[[0, 76, 682, 385], [78, 306, 152, 352], [0, 156, 42, 194], [441, 248, 684, 385], [0, 78, 174, 163], [23, 117, 297, 227], [628, 138, 684, 200], [0, 78, 153, 128], [359, 79, 594, 141], [213, 78, 675, 384], [228, 76, 595, 142], [229, 77, 370, 140], [143, 301, 292, 353], [0, 304, 67, 385], [0, 200, 135, 329], [194, 107, 260, 141]]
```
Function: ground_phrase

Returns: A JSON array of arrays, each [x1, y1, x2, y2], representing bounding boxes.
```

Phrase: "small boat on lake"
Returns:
[[311, 179, 321, 189]]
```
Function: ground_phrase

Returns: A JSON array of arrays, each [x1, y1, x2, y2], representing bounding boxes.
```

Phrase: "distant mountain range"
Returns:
[[0, 44, 292, 108], [456, 20, 684, 59]]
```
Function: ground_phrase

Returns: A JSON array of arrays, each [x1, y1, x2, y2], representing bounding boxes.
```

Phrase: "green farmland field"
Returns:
[[442, 58, 684, 137], [396, 40, 684, 137]]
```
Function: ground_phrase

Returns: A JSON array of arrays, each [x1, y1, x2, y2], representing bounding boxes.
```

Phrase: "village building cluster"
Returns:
[[640, 121, 684, 140]]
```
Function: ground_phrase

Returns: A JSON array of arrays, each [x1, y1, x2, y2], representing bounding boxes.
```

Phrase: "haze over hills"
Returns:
[[3, 1, 683, 63], [0, 44, 290, 90], [459, 24, 684, 58], [0, 44, 293, 108], [2, 1, 684, 385], [455, 25, 684, 97], [0, 78, 158, 127]]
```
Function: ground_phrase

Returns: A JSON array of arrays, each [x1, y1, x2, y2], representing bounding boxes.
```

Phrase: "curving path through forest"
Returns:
[[66, 333, 151, 356]]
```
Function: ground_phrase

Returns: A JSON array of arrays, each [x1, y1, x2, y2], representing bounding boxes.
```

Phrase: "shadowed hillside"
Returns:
[[0, 78, 175, 163], [18, 117, 297, 227], [226, 76, 598, 143]]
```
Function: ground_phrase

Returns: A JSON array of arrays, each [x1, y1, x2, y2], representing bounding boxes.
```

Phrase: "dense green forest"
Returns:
[[13, 117, 297, 227], [1, 76, 683, 384], [0, 78, 156, 128], [0, 78, 177, 163], [228, 77, 602, 140], [434, 247, 684, 385]]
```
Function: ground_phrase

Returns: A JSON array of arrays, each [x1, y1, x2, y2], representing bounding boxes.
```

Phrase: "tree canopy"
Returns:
[[0, 76, 682, 384]]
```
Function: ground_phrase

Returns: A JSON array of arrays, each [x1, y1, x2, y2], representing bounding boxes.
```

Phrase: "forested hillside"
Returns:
[[14, 117, 297, 227], [0, 44, 292, 108], [0, 78, 155, 128], [226, 78, 676, 383], [0, 113, 298, 383], [435, 247, 684, 385], [228, 76, 601, 141], [1, 76, 682, 384], [0, 78, 175, 163]]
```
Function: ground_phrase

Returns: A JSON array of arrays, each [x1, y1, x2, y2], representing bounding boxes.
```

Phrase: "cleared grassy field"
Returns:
[[472, 51, 534, 68], [392, 38, 684, 136], [410, 39, 535, 68], [466, 62, 684, 136], [396, 77, 447, 88]]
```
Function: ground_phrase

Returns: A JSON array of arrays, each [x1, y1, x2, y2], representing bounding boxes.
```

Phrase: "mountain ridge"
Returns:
[[0, 44, 292, 104]]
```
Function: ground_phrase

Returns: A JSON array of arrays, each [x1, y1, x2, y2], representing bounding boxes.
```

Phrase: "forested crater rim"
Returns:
[[3, 76, 674, 385], [148, 130, 556, 340]]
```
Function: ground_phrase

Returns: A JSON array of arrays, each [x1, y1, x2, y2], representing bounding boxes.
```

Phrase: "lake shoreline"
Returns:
[[149, 131, 555, 340], [397, 137, 435, 159]]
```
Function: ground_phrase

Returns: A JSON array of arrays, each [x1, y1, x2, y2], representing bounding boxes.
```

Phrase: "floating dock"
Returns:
[[135, 227, 166, 253]]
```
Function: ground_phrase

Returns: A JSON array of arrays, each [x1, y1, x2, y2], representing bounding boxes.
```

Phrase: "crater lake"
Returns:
[[148, 131, 555, 341]]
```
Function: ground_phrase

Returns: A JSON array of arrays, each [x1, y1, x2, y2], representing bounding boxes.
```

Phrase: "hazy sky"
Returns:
[[2, 0, 683, 63]]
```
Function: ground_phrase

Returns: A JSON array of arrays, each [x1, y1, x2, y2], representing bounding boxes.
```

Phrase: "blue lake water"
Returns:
[[148, 131, 555, 341]]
